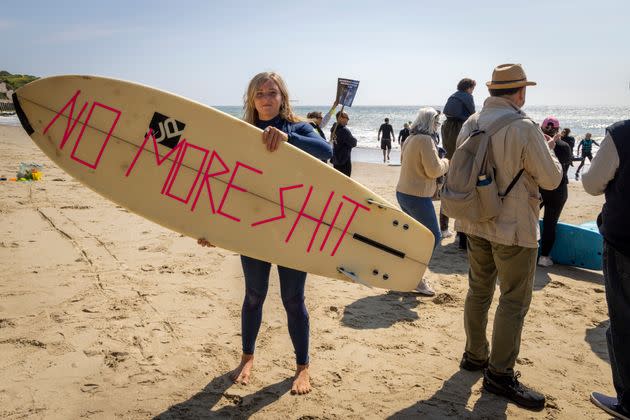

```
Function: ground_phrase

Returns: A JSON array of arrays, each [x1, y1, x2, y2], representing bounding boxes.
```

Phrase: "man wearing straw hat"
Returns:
[[455, 64, 561, 410]]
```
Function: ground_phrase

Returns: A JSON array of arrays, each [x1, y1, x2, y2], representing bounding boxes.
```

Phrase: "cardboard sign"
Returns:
[[336, 78, 360, 107]]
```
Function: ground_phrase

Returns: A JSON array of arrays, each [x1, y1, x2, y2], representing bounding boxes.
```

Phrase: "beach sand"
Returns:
[[0, 124, 612, 419]]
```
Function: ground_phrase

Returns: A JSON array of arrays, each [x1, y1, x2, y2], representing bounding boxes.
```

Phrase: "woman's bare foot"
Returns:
[[230, 354, 254, 385], [291, 364, 311, 395]]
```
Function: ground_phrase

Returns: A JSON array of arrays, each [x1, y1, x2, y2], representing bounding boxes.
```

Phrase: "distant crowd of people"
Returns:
[[196, 66, 629, 418]]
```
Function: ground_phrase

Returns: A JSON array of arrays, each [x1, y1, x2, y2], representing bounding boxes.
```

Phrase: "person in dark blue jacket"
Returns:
[[198, 72, 331, 396], [330, 110, 357, 176]]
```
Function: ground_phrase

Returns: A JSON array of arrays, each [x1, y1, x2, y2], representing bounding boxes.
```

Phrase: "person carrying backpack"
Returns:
[[453, 64, 561, 411]]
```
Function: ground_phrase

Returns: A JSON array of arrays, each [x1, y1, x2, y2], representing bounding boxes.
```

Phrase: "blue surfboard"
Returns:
[[539, 220, 603, 270]]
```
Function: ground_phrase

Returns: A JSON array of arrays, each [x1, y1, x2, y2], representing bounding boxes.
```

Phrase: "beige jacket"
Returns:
[[454, 97, 562, 248], [396, 133, 449, 197]]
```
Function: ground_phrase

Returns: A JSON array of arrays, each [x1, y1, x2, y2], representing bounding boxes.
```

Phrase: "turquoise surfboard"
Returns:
[[539, 220, 603, 270]]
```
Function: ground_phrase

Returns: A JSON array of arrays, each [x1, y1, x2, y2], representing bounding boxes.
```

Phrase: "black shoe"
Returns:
[[460, 352, 488, 371], [590, 392, 630, 420], [483, 370, 545, 410]]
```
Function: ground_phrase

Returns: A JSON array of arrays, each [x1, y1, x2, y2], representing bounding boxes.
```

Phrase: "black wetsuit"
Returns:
[[398, 127, 410, 145], [379, 123, 394, 149]]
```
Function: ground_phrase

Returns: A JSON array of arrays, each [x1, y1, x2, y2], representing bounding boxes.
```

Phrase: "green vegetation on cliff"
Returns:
[[0, 70, 39, 90]]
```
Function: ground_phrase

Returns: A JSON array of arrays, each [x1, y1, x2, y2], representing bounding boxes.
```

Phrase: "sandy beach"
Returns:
[[0, 124, 613, 419]]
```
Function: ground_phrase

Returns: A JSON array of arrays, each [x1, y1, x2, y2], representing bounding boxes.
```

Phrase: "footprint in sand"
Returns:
[[103, 351, 129, 368], [158, 265, 174, 274], [60, 205, 92, 210], [0, 319, 16, 328]]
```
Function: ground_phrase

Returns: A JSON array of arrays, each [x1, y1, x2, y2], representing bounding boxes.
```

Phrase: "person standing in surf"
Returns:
[[378, 117, 395, 162], [398, 122, 411, 146], [198, 71, 332, 395], [575, 132, 600, 180]]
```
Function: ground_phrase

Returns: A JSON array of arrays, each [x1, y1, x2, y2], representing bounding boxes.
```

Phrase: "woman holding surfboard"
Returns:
[[199, 72, 332, 395]]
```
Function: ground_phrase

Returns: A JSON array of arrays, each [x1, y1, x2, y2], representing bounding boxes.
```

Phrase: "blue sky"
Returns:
[[2, 0, 629, 106]]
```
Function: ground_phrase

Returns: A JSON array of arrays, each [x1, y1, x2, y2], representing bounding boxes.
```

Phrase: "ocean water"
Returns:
[[217, 105, 629, 149], [3, 104, 628, 151]]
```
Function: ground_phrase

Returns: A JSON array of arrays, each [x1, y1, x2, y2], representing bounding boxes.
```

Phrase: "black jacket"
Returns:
[[330, 123, 357, 166]]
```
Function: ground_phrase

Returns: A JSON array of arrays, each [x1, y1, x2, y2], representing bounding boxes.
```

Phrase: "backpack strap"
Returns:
[[480, 111, 529, 197], [500, 168, 525, 197]]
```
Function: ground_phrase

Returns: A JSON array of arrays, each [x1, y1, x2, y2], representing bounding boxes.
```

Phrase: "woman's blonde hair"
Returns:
[[242, 72, 301, 124]]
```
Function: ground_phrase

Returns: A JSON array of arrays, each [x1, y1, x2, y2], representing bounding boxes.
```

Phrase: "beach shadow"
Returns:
[[429, 241, 469, 275], [585, 319, 610, 364], [340, 292, 422, 329], [154, 372, 292, 419], [388, 369, 507, 418], [533, 265, 604, 291]]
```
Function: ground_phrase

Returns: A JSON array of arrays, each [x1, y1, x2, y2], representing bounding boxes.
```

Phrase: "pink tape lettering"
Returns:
[[163, 143, 209, 204], [190, 151, 230, 213], [216, 161, 263, 222], [69, 101, 121, 169]]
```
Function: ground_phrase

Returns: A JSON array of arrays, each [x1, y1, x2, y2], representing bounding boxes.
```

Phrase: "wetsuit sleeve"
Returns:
[[582, 133, 619, 195], [288, 122, 333, 160], [577, 140, 583, 154]]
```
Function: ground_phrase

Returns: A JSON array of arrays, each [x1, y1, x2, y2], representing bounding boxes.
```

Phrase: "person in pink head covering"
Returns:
[[537, 116, 573, 267]]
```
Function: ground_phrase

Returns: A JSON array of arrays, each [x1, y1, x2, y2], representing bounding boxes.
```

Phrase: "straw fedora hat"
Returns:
[[486, 63, 537, 89]]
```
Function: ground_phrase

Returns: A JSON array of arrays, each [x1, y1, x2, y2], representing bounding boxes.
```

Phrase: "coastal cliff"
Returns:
[[0, 70, 38, 113]]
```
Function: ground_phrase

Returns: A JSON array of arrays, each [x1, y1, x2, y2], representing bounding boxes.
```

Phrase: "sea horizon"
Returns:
[[2, 104, 627, 155]]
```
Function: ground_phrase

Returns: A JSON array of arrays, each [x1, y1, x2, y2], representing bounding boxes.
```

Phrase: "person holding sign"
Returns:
[[330, 110, 358, 177], [198, 71, 332, 396]]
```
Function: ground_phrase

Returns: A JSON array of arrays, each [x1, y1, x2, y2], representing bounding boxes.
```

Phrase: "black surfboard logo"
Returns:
[[146, 112, 186, 149]]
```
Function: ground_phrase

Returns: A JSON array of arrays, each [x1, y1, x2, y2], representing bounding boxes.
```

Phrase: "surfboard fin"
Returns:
[[12, 93, 34, 135], [337, 267, 373, 288]]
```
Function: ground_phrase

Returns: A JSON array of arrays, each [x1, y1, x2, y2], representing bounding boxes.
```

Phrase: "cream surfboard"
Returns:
[[13, 75, 434, 291]]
